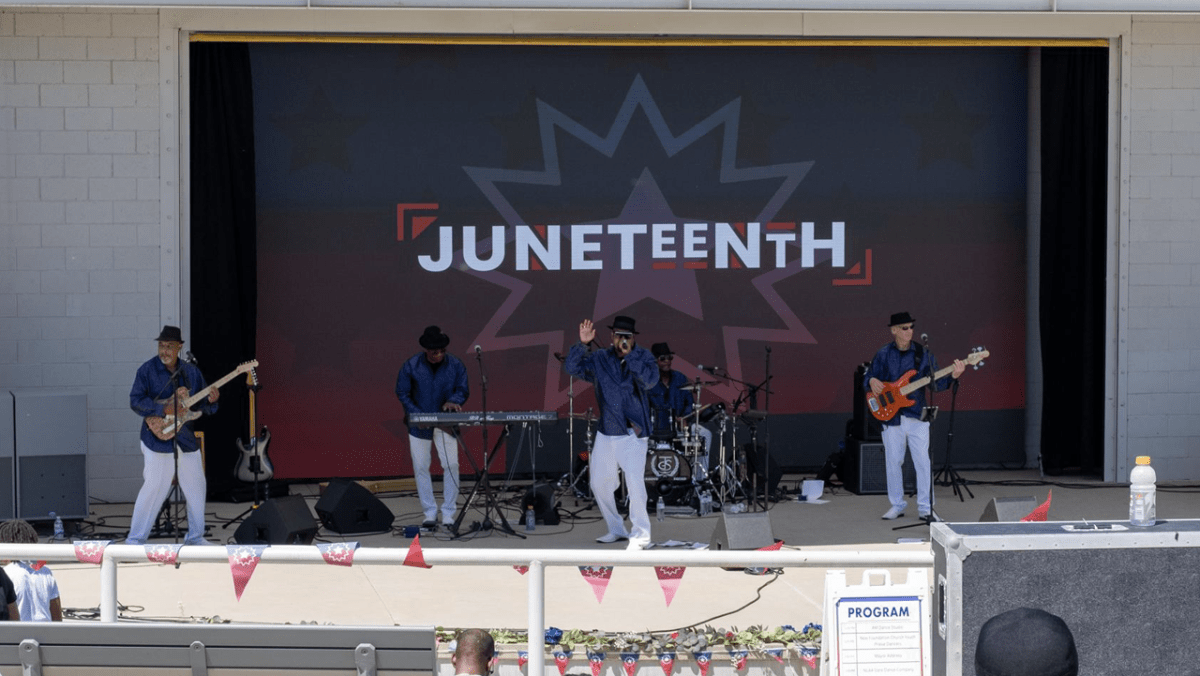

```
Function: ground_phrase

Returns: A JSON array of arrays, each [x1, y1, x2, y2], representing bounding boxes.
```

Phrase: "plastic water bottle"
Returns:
[[51, 512, 65, 541], [699, 491, 713, 516], [1130, 455, 1157, 527], [656, 496, 665, 522], [525, 506, 535, 531]]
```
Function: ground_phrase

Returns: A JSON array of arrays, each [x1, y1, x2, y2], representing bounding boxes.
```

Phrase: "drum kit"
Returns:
[[556, 362, 756, 515]]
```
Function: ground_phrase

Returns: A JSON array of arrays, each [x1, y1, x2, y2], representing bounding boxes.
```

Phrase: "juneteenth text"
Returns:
[[413, 222, 846, 273]]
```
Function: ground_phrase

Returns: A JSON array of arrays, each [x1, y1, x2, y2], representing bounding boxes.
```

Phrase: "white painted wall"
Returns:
[[1, 7, 1197, 505]]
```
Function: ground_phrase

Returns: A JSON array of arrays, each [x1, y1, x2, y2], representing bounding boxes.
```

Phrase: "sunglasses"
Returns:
[[896, 325, 914, 331], [657, 356, 673, 362]]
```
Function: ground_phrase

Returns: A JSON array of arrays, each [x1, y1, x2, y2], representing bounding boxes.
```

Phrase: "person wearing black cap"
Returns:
[[564, 316, 658, 550], [647, 343, 712, 472], [396, 325, 469, 529], [127, 325, 219, 545], [975, 607, 1078, 676], [862, 312, 964, 520]]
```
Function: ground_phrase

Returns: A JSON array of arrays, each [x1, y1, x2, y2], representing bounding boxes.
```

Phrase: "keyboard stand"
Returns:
[[449, 424, 523, 540]]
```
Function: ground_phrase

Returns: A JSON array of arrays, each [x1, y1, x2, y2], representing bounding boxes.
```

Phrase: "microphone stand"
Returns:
[[152, 359, 188, 543]]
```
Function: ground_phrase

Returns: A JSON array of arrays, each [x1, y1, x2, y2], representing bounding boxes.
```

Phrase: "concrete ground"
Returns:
[[49, 469, 1198, 634]]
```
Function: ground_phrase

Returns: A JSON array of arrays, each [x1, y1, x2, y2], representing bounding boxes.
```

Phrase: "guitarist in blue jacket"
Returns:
[[396, 325, 469, 530], [863, 312, 963, 522]]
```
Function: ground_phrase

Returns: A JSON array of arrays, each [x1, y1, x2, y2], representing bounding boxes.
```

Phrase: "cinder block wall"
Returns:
[[1, 8, 161, 502], [1127, 17, 1200, 479]]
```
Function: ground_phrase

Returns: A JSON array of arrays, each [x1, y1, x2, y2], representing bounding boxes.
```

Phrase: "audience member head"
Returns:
[[975, 607, 1077, 676], [452, 628, 495, 676], [0, 520, 39, 545]]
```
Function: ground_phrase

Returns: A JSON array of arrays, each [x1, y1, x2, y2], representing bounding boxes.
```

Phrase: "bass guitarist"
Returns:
[[127, 325, 219, 545], [863, 312, 963, 521]]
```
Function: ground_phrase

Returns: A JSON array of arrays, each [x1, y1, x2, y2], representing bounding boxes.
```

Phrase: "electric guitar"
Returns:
[[866, 347, 988, 422], [145, 360, 259, 440], [234, 367, 274, 482]]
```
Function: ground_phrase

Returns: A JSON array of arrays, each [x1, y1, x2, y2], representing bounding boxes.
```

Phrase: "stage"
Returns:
[[48, 469, 1198, 634]]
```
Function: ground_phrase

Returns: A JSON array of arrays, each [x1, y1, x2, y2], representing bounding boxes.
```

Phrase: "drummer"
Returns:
[[647, 343, 713, 472]]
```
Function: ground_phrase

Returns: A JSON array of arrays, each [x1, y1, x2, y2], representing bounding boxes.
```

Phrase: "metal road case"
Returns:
[[931, 519, 1200, 676]]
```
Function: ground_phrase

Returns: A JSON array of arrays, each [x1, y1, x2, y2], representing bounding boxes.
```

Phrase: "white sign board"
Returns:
[[821, 569, 930, 676]]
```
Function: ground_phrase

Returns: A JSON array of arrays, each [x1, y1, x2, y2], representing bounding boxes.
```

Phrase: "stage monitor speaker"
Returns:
[[743, 444, 783, 497], [315, 478, 395, 534], [522, 483, 561, 526], [233, 495, 318, 545], [851, 363, 883, 441], [841, 439, 916, 496], [978, 496, 1039, 522], [710, 512, 774, 550]]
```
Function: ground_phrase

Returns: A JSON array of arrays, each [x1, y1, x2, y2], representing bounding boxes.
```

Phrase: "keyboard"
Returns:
[[408, 410, 559, 427]]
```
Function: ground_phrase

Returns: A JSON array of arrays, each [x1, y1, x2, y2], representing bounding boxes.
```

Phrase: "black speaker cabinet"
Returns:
[[933, 520, 1200, 675], [233, 495, 318, 545], [710, 512, 774, 550], [315, 478, 395, 534], [841, 438, 916, 496], [851, 363, 883, 441], [522, 483, 561, 526], [978, 496, 1039, 522]]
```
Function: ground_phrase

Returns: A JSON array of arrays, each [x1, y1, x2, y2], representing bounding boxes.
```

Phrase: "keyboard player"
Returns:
[[395, 325, 469, 530]]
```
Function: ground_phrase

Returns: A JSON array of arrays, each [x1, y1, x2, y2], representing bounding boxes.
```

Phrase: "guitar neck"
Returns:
[[181, 364, 253, 409], [899, 363, 957, 396]]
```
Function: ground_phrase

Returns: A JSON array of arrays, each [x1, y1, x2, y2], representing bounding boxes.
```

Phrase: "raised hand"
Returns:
[[579, 319, 596, 344]]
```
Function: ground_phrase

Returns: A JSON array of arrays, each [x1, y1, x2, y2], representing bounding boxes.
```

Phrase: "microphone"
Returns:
[[184, 350, 196, 365], [474, 345, 482, 354], [553, 351, 565, 363], [921, 333, 929, 343], [698, 365, 719, 375]]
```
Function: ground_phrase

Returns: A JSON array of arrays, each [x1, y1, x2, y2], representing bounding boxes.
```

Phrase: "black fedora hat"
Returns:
[[888, 311, 915, 327], [418, 325, 450, 350], [650, 342, 674, 358], [607, 315, 638, 335], [154, 325, 184, 343]]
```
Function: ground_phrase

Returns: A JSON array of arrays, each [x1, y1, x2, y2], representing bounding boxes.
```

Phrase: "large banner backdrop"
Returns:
[[251, 42, 1028, 479]]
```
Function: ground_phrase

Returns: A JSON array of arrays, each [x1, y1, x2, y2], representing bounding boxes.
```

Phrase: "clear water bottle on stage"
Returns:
[[525, 506, 535, 531], [656, 496, 665, 522], [1130, 455, 1157, 527], [699, 491, 713, 516], [51, 512, 65, 540]]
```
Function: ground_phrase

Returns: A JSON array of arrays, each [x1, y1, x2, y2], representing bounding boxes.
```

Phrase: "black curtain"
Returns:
[[1039, 47, 1107, 475], [189, 43, 258, 498]]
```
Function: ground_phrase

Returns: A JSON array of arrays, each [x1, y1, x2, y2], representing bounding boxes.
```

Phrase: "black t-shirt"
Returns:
[[0, 568, 15, 620]]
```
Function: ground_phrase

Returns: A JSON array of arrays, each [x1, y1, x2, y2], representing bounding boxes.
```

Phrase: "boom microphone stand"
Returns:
[[151, 354, 191, 542]]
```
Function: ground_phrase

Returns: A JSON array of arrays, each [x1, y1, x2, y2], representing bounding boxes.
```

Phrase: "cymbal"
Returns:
[[680, 380, 718, 392]]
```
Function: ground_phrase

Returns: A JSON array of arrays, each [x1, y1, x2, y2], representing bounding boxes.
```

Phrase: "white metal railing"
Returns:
[[0, 544, 932, 676]]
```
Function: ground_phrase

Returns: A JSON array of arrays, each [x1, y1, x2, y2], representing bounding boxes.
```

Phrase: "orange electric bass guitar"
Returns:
[[865, 347, 988, 422], [144, 360, 259, 441]]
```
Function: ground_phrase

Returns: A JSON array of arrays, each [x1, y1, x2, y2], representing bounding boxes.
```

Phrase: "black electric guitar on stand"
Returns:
[[233, 367, 273, 483]]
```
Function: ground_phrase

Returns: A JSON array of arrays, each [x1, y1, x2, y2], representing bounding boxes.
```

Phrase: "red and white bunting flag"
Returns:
[[226, 544, 268, 600], [588, 650, 606, 676], [620, 652, 639, 676], [578, 565, 614, 603], [72, 540, 109, 564], [658, 652, 675, 676], [729, 649, 748, 671], [757, 540, 783, 552], [653, 566, 686, 606], [693, 651, 712, 676], [404, 534, 432, 568], [144, 543, 182, 565], [317, 541, 358, 566], [554, 650, 572, 675], [514, 565, 529, 575], [1021, 490, 1053, 522], [518, 650, 529, 668]]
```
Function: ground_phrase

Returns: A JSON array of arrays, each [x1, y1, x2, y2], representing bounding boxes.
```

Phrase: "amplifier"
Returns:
[[932, 520, 1200, 675], [840, 438, 915, 496]]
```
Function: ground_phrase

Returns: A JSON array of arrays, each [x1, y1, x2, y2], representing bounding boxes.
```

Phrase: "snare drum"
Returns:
[[645, 448, 693, 505]]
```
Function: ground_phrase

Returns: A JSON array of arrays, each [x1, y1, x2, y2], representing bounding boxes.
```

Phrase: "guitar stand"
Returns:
[[449, 424, 524, 539], [221, 377, 269, 531]]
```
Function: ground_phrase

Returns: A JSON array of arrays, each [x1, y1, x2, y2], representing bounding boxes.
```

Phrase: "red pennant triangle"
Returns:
[[404, 534, 432, 568], [226, 544, 267, 601], [72, 540, 109, 564], [514, 565, 529, 575], [579, 565, 614, 603], [653, 566, 686, 606], [1021, 490, 1053, 522]]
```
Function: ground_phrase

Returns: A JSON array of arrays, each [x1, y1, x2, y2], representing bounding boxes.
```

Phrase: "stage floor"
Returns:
[[55, 469, 1197, 632]]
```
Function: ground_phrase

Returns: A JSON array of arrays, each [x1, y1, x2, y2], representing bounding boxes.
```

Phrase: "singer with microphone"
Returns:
[[863, 312, 964, 521], [563, 316, 658, 550], [396, 325, 469, 530], [126, 325, 219, 546]]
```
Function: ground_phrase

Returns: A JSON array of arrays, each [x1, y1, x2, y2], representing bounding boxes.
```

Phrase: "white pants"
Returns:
[[127, 442, 208, 544], [409, 429, 459, 523], [591, 431, 651, 541], [881, 416, 932, 514]]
